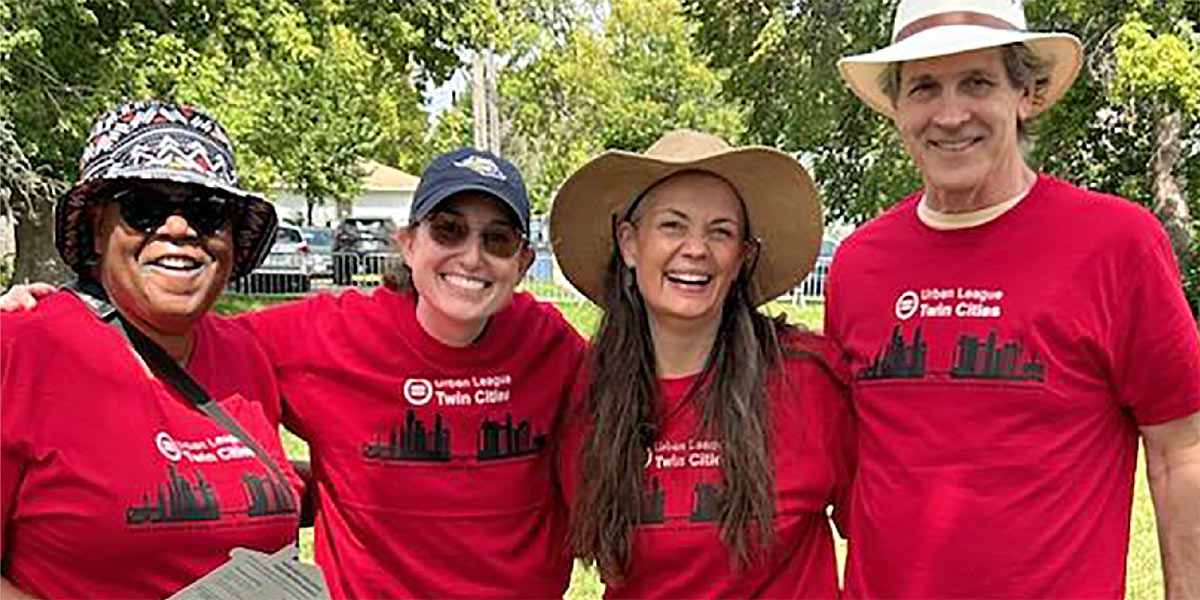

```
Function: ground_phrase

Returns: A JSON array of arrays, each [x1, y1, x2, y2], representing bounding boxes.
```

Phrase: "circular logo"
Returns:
[[155, 432, 182, 461], [895, 290, 920, 320], [403, 378, 433, 406]]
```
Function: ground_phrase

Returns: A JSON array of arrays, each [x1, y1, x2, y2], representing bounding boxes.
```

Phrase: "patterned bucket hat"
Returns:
[[56, 100, 277, 280]]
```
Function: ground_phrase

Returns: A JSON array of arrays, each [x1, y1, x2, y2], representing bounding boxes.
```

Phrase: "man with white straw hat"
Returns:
[[827, 1, 1200, 598]]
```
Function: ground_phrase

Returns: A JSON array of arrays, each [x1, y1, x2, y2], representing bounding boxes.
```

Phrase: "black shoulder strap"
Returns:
[[118, 318, 291, 488], [66, 280, 291, 489]]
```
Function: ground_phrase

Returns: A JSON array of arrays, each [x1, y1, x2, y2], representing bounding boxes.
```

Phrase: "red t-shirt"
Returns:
[[237, 288, 587, 599], [559, 332, 854, 599], [825, 175, 1200, 598], [1, 292, 299, 600]]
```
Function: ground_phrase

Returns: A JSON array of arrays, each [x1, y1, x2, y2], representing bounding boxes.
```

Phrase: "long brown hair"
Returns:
[[571, 228, 789, 580]]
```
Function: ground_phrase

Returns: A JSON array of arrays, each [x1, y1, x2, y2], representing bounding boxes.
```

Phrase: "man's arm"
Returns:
[[1141, 411, 1200, 600]]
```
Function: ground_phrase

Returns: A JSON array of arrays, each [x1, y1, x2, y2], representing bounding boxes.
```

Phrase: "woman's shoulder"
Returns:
[[776, 325, 849, 386], [2, 290, 104, 349], [505, 291, 586, 344]]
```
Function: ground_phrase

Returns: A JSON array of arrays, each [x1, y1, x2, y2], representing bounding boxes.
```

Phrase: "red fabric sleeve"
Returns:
[[231, 294, 330, 439], [812, 338, 856, 539], [1, 359, 23, 564], [1108, 216, 1200, 425], [554, 374, 590, 528]]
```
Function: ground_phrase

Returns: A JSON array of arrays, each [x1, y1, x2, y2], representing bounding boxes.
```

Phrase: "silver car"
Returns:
[[240, 223, 313, 293], [301, 226, 334, 278]]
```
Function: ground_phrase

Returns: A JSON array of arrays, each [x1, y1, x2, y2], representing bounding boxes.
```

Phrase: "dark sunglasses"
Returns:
[[424, 211, 525, 259], [113, 187, 233, 237]]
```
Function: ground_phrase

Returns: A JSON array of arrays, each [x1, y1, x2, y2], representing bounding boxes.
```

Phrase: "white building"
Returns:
[[272, 160, 419, 227]]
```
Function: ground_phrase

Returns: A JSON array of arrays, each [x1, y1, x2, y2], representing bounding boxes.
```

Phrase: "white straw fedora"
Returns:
[[839, 0, 1083, 118], [549, 130, 822, 307]]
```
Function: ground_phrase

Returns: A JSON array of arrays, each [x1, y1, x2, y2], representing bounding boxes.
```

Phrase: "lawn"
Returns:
[[228, 291, 1162, 600]]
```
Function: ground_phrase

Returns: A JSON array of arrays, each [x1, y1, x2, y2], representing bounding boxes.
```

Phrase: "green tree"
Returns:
[[2, 0, 472, 283], [476, 0, 745, 212]]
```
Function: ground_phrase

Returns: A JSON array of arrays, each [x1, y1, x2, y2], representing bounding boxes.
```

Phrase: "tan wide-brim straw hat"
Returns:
[[550, 130, 822, 307], [839, 0, 1083, 119]]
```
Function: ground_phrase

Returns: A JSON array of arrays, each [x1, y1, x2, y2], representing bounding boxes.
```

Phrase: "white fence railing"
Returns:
[[229, 252, 832, 304]]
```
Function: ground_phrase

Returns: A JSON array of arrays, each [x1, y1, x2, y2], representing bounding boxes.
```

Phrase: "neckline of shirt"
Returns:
[[916, 182, 1034, 231]]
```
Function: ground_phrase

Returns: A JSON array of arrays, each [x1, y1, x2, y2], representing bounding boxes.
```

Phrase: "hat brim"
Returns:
[[410, 181, 530, 232], [56, 172, 277, 280], [550, 147, 822, 307], [839, 26, 1083, 118]]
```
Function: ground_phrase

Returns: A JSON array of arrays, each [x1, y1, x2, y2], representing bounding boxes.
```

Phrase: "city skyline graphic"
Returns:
[[363, 409, 452, 462], [243, 471, 297, 517], [860, 325, 928, 379], [477, 414, 546, 460], [951, 331, 1045, 381], [642, 477, 665, 524], [126, 464, 220, 524], [857, 325, 1048, 383], [690, 483, 717, 522]]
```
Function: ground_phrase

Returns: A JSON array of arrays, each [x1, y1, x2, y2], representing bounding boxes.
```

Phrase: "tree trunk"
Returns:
[[1151, 110, 1192, 263], [12, 198, 72, 286]]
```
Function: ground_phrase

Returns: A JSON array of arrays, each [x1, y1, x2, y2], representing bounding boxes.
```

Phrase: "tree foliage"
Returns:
[[3, 0, 475, 282], [468, 0, 746, 212]]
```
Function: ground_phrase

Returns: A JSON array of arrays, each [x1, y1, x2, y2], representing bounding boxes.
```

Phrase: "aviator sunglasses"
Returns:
[[424, 211, 525, 259], [113, 186, 234, 237]]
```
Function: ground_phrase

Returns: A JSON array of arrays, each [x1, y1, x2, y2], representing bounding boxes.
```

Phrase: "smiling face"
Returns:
[[894, 47, 1035, 210], [398, 192, 532, 345], [93, 184, 235, 335], [617, 172, 750, 332]]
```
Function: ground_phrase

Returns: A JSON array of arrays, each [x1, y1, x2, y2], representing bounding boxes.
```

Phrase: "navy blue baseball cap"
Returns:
[[410, 148, 531, 232]]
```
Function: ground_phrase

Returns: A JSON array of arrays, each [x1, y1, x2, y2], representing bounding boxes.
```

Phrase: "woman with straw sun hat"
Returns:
[[552, 130, 855, 598]]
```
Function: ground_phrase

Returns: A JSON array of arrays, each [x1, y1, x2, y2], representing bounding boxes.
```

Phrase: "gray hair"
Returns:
[[878, 43, 1053, 142]]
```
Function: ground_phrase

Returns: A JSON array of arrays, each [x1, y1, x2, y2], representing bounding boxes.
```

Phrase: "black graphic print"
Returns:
[[363, 410, 452, 462], [690, 483, 717, 522], [951, 332, 1045, 381], [858, 326, 1047, 383], [860, 325, 928, 379], [642, 477, 666, 524], [126, 465, 220, 524], [243, 471, 297, 517], [477, 414, 547, 460], [364, 411, 548, 462]]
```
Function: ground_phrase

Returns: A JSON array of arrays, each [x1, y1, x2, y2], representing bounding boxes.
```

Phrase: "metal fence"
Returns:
[[229, 251, 832, 304]]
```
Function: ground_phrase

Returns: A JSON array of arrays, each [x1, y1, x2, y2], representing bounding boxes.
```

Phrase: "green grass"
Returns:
[[233, 291, 1161, 599]]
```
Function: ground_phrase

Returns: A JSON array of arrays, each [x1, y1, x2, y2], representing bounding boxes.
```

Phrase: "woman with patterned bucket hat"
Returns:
[[552, 130, 855, 598], [0, 100, 301, 599]]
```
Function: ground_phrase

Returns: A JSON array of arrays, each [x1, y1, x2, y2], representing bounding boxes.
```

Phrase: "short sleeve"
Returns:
[[232, 294, 328, 370], [809, 341, 856, 539], [231, 295, 332, 438], [553, 377, 591, 523], [1, 319, 34, 563], [1108, 218, 1200, 425]]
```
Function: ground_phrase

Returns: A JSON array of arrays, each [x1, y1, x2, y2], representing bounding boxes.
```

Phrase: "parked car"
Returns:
[[301, 226, 334, 278], [333, 217, 398, 285], [236, 223, 312, 293]]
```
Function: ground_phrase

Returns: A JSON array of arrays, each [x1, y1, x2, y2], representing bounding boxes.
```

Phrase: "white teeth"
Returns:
[[444, 274, 487, 290], [154, 256, 201, 270], [667, 272, 711, 284], [933, 139, 975, 151]]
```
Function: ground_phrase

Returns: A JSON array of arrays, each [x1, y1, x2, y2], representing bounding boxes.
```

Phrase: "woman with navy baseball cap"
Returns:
[[230, 147, 586, 599]]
